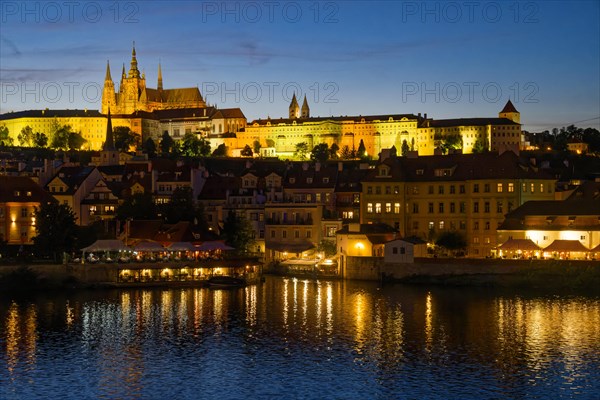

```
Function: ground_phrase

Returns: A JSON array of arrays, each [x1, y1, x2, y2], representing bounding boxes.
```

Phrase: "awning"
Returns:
[[268, 242, 315, 253], [196, 241, 234, 251], [543, 240, 590, 252], [81, 239, 129, 252], [167, 242, 197, 251], [134, 241, 165, 252], [497, 238, 541, 251]]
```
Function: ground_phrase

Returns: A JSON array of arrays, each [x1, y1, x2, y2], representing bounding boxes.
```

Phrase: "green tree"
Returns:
[[435, 231, 467, 256], [441, 133, 463, 154], [18, 126, 34, 147], [221, 211, 254, 254], [294, 142, 309, 160], [116, 192, 158, 220], [142, 137, 157, 157], [67, 131, 86, 150], [401, 139, 410, 156], [340, 145, 355, 159], [310, 143, 329, 163], [32, 132, 48, 148], [472, 136, 489, 153], [114, 126, 139, 151], [180, 132, 211, 157], [241, 144, 254, 157], [253, 140, 261, 154], [159, 132, 174, 155], [0, 125, 13, 146], [160, 187, 197, 224], [49, 123, 75, 150], [329, 143, 340, 159], [212, 143, 228, 157], [266, 139, 275, 148], [33, 202, 77, 262], [357, 139, 367, 159], [317, 240, 337, 257]]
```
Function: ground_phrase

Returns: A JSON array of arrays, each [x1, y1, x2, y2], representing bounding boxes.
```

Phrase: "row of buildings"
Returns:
[[1, 46, 522, 157], [1, 124, 599, 262]]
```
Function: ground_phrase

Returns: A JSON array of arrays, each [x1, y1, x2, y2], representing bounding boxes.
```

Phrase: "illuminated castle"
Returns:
[[101, 43, 206, 115]]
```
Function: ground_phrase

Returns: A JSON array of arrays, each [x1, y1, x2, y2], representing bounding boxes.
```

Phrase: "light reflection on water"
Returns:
[[1, 277, 599, 399]]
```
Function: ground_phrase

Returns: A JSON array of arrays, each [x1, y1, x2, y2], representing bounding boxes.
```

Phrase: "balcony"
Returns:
[[266, 217, 314, 226]]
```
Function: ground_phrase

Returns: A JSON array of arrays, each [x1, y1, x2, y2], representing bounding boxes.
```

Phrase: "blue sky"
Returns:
[[1, 1, 599, 131]]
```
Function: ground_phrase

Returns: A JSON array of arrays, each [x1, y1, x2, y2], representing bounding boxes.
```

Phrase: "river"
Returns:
[[1, 276, 599, 399]]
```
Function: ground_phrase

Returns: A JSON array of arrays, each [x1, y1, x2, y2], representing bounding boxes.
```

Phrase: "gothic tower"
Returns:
[[301, 95, 310, 118], [100, 108, 119, 166], [120, 42, 146, 114], [499, 99, 520, 124], [157, 61, 163, 91], [289, 93, 300, 119], [101, 61, 117, 114]]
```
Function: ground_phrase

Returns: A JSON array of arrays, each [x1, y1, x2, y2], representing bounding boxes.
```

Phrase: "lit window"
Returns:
[[497, 183, 503, 193], [375, 203, 382, 213], [385, 203, 391, 213], [367, 203, 373, 213], [439, 221, 444, 230], [394, 203, 400, 213]]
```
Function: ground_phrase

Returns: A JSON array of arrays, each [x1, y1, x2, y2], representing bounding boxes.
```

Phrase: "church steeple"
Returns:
[[499, 99, 520, 124], [301, 95, 310, 118], [157, 60, 163, 91], [289, 92, 300, 119], [128, 41, 140, 78], [103, 108, 115, 151], [105, 60, 113, 82]]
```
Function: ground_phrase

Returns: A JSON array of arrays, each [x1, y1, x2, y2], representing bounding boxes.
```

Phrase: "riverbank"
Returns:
[[1, 258, 599, 293]]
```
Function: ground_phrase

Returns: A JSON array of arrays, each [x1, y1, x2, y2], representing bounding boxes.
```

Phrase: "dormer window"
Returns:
[[378, 167, 389, 177], [289, 178, 296, 184], [416, 169, 424, 175], [14, 191, 20, 196], [323, 177, 329, 183], [307, 177, 313, 184]]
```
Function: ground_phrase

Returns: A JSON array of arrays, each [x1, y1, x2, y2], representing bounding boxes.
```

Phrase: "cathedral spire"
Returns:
[[157, 60, 163, 91], [105, 60, 113, 82], [103, 108, 115, 151], [289, 92, 300, 119], [301, 95, 310, 118], [129, 41, 140, 78]]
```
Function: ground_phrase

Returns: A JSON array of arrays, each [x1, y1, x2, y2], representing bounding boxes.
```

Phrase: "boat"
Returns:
[[206, 276, 247, 288]]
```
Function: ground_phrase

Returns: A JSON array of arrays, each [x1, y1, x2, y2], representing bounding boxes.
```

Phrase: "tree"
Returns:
[[0, 125, 13, 146], [18, 126, 34, 147], [310, 143, 329, 163], [221, 211, 254, 254], [435, 231, 467, 256], [317, 240, 337, 257], [294, 142, 309, 160], [116, 192, 159, 220], [329, 143, 340, 159], [33, 202, 77, 262], [32, 132, 48, 148], [159, 132, 174, 155], [159, 187, 197, 224], [180, 132, 211, 157], [401, 139, 410, 156], [49, 123, 74, 150], [142, 138, 157, 157], [472, 136, 489, 153], [241, 144, 254, 157], [212, 143, 228, 157], [441, 133, 462, 154], [114, 126, 139, 151], [67, 131, 86, 150], [266, 139, 275, 148], [340, 145, 355, 159], [357, 139, 367, 159], [253, 140, 261, 155]]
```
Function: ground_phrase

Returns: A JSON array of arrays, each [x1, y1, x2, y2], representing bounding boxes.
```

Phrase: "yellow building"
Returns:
[[238, 100, 522, 157], [0, 176, 55, 245], [361, 151, 556, 257]]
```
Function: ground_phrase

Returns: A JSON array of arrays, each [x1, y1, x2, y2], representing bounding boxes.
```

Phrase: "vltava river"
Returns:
[[1, 277, 599, 399]]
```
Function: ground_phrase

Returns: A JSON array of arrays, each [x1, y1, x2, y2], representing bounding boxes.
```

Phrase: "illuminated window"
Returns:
[[540, 183, 544, 193], [428, 221, 434, 230], [439, 221, 444, 230], [385, 203, 391, 213], [367, 203, 373, 213], [375, 203, 382, 213], [530, 183, 535, 193], [394, 203, 400, 213], [522, 183, 527, 192], [497, 183, 503, 193]]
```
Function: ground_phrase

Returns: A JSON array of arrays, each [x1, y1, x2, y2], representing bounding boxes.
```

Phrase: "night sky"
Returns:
[[1, 1, 599, 131]]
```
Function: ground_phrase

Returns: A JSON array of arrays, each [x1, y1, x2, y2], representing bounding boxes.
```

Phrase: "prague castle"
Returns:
[[0, 44, 522, 155], [101, 44, 205, 114]]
